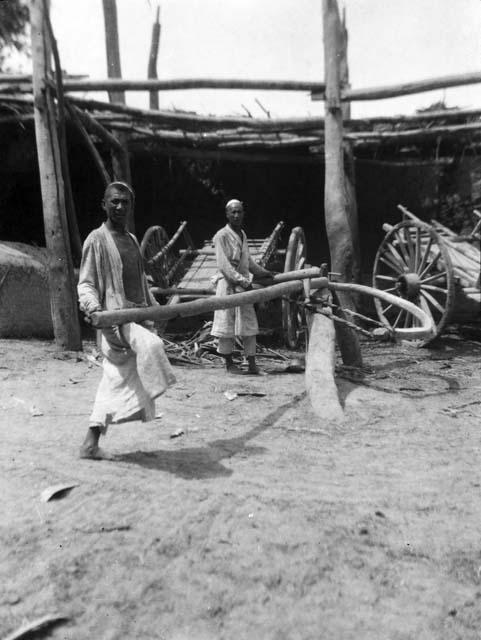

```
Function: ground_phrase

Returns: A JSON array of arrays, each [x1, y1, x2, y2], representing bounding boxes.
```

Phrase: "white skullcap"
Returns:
[[225, 199, 243, 211]]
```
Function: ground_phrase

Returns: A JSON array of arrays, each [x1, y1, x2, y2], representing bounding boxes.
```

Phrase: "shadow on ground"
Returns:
[[117, 392, 306, 479]]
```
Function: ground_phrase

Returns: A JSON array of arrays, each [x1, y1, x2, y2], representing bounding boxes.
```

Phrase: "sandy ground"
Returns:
[[1, 328, 481, 640]]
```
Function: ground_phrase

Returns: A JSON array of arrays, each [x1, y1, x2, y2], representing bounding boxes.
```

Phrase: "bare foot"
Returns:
[[79, 445, 117, 461]]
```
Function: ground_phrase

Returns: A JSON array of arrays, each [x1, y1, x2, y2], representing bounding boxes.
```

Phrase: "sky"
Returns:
[[19, 0, 481, 119]]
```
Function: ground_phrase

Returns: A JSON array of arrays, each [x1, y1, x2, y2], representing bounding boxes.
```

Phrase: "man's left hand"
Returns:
[[253, 271, 277, 287]]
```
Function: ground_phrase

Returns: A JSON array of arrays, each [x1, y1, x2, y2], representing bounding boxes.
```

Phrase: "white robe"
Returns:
[[77, 224, 176, 428], [211, 225, 269, 338]]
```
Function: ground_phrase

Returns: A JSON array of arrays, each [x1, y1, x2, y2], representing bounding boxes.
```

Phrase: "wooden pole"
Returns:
[[65, 103, 111, 187], [30, 0, 81, 350], [90, 277, 433, 339], [101, 0, 124, 104], [43, 4, 82, 265], [339, 8, 360, 289], [101, 0, 133, 230], [322, 0, 362, 367], [148, 5, 161, 110], [339, 7, 350, 121], [305, 275, 344, 422]]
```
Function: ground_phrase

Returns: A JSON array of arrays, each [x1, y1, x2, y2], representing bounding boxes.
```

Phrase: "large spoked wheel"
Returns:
[[373, 220, 455, 343], [140, 225, 170, 287], [282, 226, 307, 348]]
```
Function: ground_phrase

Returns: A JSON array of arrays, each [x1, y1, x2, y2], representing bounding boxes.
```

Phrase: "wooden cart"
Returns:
[[373, 204, 481, 342], [140, 221, 308, 348]]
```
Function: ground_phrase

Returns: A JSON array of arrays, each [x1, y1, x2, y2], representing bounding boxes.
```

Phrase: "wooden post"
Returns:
[[102, 0, 124, 105], [305, 265, 344, 422], [148, 5, 161, 110], [44, 5, 83, 266], [101, 0, 134, 230], [339, 8, 361, 286], [322, 0, 362, 367], [339, 7, 350, 121], [30, 0, 81, 350]]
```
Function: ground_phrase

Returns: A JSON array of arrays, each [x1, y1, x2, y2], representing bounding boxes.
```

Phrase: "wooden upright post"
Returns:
[[322, 0, 362, 366], [339, 7, 361, 286], [101, 0, 134, 230], [30, 0, 81, 350], [148, 5, 161, 110], [102, 0, 124, 105]]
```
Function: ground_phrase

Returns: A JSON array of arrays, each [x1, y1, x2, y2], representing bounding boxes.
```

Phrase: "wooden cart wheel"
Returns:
[[282, 226, 307, 348], [140, 225, 170, 287], [373, 220, 455, 343]]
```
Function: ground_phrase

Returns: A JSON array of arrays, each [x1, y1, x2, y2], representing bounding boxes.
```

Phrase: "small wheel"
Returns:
[[140, 225, 170, 287], [373, 220, 455, 343], [282, 227, 307, 348]]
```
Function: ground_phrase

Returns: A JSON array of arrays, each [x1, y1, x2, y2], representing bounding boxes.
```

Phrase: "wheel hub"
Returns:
[[396, 272, 421, 300]]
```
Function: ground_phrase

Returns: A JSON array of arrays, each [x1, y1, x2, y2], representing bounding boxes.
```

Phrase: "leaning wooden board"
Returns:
[[168, 238, 276, 305]]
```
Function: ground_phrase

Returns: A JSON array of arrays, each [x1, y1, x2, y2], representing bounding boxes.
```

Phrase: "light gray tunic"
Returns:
[[211, 224, 269, 338]]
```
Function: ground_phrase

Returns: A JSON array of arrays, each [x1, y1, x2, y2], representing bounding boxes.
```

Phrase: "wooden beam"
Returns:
[[74, 106, 124, 151], [0, 73, 86, 83], [344, 70, 481, 102], [65, 103, 111, 186], [147, 5, 161, 110], [128, 141, 324, 164], [0, 77, 325, 94], [347, 120, 481, 145], [102, 0, 124, 104], [30, 0, 81, 350], [91, 277, 330, 326], [102, 0, 133, 229], [322, 0, 362, 367], [44, 5, 83, 265]]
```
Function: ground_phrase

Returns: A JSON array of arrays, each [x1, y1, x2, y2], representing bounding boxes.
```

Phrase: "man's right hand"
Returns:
[[83, 306, 101, 325]]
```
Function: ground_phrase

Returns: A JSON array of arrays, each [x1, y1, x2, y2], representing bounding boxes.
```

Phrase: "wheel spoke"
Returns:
[[420, 296, 436, 326], [403, 310, 413, 328], [393, 230, 411, 269], [416, 236, 433, 275], [393, 309, 404, 328], [386, 241, 408, 270], [420, 289, 445, 314], [419, 250, 441, 280], [380, 251, 404, 274], [405, 226, 416, 270], [414, 227, 421, 270], [374, 274, 396, 282], [422, 284, 448, 295], [419, 270, 448, 285]]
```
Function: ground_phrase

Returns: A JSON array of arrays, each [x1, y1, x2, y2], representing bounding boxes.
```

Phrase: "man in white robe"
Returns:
[[211, 199, 274, 374], [77, 181, 176, 459]]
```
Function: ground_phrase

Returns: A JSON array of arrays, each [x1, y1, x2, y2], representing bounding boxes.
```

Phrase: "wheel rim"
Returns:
[[373, 220, 455, 342], [140, 225, 171, 287], [282, 227, 307, 348]]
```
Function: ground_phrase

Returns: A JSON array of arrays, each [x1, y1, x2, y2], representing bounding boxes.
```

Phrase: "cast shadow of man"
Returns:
[[118, 393, 305, 480]]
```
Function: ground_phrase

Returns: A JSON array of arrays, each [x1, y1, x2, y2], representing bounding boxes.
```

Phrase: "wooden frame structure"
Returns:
[[2, 0, 481, 351]]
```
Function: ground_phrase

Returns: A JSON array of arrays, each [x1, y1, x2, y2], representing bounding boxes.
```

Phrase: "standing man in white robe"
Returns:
[[77, 181, 176, 459], [211, 199, 274, 375]]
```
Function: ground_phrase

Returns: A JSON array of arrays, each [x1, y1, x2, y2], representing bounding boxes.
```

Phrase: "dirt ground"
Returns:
[[1, 326, 481, 640]]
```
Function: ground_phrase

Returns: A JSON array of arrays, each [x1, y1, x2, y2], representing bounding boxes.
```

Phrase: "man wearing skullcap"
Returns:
[[77, 181, 176, 459], [211, 199, 274, 374]]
